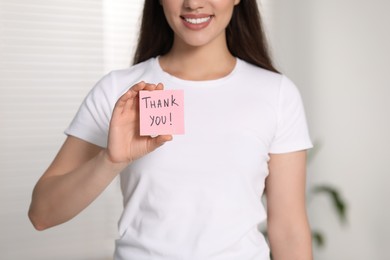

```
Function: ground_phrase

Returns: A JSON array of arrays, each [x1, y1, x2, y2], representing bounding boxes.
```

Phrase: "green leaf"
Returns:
[[311, 185, 347, 223], [312, 230, 325, 247]]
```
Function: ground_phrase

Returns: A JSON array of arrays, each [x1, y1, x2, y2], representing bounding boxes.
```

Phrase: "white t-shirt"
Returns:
[[65, 57, 312, 260]]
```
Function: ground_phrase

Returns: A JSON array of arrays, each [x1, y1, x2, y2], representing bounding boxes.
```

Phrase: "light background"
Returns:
[[266, 1, 390, 259], [1, 0, 389, 259]]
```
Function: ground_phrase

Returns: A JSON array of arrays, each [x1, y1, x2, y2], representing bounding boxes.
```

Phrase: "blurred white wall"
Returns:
[[0, 1, 142, 259], [265, 0, 390, 259]]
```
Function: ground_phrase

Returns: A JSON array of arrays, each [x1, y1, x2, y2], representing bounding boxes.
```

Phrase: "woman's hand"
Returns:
[[105, 81, 172, 165], [28, 81, 173, 230]]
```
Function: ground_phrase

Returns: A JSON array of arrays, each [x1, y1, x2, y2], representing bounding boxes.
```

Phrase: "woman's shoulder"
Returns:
[[236, 58, 284, 88], [92, 58, 157, 96], [237, 59, 282, 82], [235, 59, 303, 101], [108, 58, 156, 83]]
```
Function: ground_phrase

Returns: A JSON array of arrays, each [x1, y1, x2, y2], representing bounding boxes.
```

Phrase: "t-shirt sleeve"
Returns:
[[64, 73, 115, 148], [269, 76, 313, 154]]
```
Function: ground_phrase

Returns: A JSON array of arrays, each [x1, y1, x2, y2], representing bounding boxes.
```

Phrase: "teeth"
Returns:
[[185, 16, 211, 24]]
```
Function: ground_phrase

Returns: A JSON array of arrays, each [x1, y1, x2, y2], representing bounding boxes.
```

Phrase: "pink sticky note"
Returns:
[[139, 90, 185, 136]]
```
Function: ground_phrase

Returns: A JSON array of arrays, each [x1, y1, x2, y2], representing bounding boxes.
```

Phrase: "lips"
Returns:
[[180, 15, 213, 29]]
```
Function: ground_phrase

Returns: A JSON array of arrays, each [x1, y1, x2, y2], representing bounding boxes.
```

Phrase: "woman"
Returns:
[[29, 0, 313, 259]]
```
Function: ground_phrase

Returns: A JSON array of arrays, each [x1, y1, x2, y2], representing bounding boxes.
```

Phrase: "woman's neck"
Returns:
[[159, 41, 236, 81]]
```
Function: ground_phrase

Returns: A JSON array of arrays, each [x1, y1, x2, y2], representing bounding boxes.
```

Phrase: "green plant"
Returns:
[[309, 184, 347, 247], [307, 141, 348, 248]]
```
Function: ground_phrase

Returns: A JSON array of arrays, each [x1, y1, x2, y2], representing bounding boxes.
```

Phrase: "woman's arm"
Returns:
[[28, 137, 120, 230], [265, 151, 313, 260], [28, 82, 172, 230]]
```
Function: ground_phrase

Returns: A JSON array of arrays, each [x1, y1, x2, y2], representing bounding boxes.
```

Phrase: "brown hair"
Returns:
[[133, 0, 278, 73]]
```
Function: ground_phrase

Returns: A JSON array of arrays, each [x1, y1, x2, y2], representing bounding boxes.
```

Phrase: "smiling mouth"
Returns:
[[182, 16, 212, 25]]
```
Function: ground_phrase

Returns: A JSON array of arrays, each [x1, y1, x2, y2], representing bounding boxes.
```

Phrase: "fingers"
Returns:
[[115, 82, 163, 112], [119, 81, 157, 103], [129, 81, 163, 93], [156, 83, 164, 90], [128, 81, 147, 94]]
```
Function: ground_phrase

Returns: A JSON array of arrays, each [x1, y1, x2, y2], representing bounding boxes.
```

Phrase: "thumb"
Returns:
[[147, 135, 173, 152]]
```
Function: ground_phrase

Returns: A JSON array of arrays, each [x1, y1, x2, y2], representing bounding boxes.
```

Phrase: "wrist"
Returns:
[[100, 150, 129, 173]]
